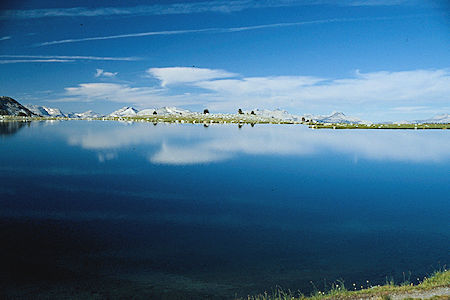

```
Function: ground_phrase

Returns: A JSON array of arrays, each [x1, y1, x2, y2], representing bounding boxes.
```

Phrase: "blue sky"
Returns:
[[0, 0, 449, 121]]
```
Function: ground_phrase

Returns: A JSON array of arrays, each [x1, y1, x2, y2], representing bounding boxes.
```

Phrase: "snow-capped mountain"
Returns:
[[0, 96, 35, 116], [305, 112, 371, 125], [156, 106, 190, 115], [68, 110, 104, 118], [137, 109, 157, 116], [109, 107, 139, 117], [316, 112, 368, 124], [25, 104, 102, 119], [25, 104, 67, 117], [250, 109, 302, 122], [393, 120, 411, 125], [414, 113, 450, 124], [240, 109, 370, 124], [107, 106, 191, 117]]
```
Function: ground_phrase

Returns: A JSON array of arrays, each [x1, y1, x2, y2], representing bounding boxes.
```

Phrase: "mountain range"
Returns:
[[414, 113, 450, 124], [26, 104, 66, 117], [1, 96, 448, 124]]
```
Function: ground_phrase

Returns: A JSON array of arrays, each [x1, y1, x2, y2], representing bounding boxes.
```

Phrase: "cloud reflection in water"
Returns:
[[65, 122, 450, 164]]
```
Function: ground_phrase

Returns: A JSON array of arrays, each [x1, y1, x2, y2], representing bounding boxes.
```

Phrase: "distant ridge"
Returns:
[[26, 104, 67, 117], [68, 110, 103, 119], [108, 106, 191, 117], [109, 106, 139, 117], [2, 96, 448, 124], [310, 111, 371, 125], [414, 113, 450, 124]]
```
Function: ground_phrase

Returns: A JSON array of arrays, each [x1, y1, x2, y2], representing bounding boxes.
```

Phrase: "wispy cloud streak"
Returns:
[[37, 28, 216, 46], [0, 55, 138, 61], [0, 36, 11, 41], [0, 0, 415, 20], [0, 59, 73, 64], [36, 15, 419, 46]]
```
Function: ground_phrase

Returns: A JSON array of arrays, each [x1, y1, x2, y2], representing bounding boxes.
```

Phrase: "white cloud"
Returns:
[[36, 15, 419, 47], [193, 69, 450, 111], [95, 69, 118, 78], [0, 59, 73, 64], [0, 1, 414, 20], [148, 67, 237, 87], [0, 55, 138, 64], [58, 67, 450, 120], [0, 55, 137, 61], [0, 36, 11, 41], [150, 143, 231, 165], [64, 83, 159, 102], [194, 76, 322, 95], [64, 123, 450, 164], [36, 28, 215, 46], [60, 83, 182, 107]]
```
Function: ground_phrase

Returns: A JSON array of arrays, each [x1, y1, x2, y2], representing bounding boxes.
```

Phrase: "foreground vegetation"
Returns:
[[244, 270, 450, 300], [1, 115, 448, 129], [310, 123, 449, 130]]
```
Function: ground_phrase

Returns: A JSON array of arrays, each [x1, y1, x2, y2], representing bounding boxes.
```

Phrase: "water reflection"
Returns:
[[1, 120, 448, 298], [0, 121, 30, 136], [64, 122, 450, 164]]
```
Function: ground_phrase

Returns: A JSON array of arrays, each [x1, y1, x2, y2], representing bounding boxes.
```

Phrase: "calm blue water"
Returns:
[[0, 121, 449, 299]]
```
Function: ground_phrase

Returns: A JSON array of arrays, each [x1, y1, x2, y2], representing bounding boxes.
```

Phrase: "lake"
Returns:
[[0, 120, 448, 299]]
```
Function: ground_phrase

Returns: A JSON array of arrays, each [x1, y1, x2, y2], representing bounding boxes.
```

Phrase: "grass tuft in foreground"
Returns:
[[243, 270, 450, 300]]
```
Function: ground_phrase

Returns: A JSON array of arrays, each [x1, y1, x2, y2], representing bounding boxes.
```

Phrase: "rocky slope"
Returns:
[[25, 104, 67, 117], [0, 96, 35, 116]]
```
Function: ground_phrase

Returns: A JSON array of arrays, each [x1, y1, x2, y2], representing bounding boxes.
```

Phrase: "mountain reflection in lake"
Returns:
[[0, 121, 30, 137], [0, 121, 448, 299]]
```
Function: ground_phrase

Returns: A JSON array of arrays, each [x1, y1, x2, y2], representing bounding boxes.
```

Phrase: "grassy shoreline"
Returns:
[[0, 115, 449, 129], [245, 270, 450, 300], [309, 123, 448, 130]]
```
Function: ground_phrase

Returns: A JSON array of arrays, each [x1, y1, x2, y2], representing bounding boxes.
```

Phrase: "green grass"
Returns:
[[310, 123, 449, 130], [1, 115, 448, 129], [243, 270, 450, 300]]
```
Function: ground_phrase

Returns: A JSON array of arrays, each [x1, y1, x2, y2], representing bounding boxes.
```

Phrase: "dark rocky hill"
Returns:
[[0, 96, 35, 116]]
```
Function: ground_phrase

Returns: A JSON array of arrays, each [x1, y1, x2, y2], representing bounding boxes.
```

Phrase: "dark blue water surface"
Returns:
[[0, 121, 449, 299]]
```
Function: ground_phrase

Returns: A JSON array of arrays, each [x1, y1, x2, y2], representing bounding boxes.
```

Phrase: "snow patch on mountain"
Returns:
[[137, 109, 157, 116], [109, 107, 139, 117], [156, 107, 190, 115], [250, 109, 301, 122], [69, 110, 104, 118], [306, 112, 372, 125], [25, 104, 67, 117], [0, 96, 35, 116], [239, 109, 370, 124], [414, 113, 450, 124], [316, 112, 370, 124], [393, 120, 411, 125]]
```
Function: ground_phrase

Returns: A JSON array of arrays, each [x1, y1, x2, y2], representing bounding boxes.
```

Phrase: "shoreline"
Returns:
[[246, 270, 450, 300], [0, 115, 448, 129]]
